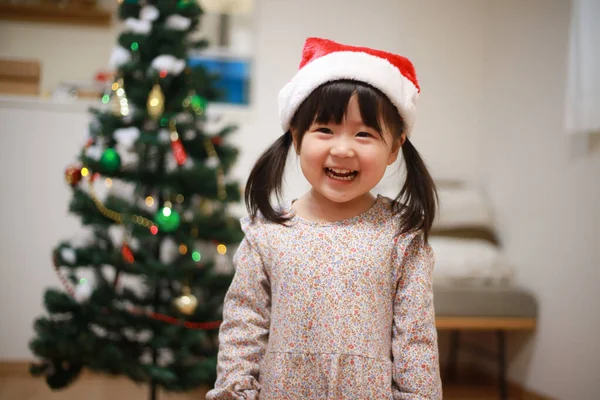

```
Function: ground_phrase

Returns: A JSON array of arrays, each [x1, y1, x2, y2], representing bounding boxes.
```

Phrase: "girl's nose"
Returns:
[[330, 138, 356, 158]]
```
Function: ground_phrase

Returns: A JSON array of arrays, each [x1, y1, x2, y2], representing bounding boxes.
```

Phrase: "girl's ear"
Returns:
[[388, 133, 406, 165]]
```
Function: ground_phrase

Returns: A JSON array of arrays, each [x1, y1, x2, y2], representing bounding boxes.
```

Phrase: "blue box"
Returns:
[[188, 55, 251, 105]]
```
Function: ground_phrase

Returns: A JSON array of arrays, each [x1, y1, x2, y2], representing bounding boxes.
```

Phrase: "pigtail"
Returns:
[[394, 138, 438, 241], [244, 131, 293, 223]]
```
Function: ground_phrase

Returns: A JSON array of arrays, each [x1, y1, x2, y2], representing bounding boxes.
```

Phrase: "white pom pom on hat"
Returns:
[[278, 37, 420, 136]]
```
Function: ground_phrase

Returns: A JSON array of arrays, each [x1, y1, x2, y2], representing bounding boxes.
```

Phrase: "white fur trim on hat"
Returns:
[[278, 51, 419, 136]]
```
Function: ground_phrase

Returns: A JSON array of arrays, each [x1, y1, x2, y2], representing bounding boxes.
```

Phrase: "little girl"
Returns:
[[207, 37, 442, 399]]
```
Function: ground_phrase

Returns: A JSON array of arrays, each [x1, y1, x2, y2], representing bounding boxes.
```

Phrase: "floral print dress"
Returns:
[[206, 195, 442, 399]]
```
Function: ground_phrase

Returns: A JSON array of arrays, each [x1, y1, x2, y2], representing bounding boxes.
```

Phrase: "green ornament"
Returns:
[[100, 148, 121, 173], [177, 0, 191, 10], [154, 207, 181, 233], [191, 95, 207, 111], [183, 93, 207, 115]]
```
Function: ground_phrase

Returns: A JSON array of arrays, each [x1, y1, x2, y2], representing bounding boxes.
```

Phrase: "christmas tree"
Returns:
[[29, 1, 243, 398]]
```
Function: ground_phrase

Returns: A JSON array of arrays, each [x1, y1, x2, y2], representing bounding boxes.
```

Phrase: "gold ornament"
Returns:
[[174, 286, 198, 315], [87, 175, 156, 230], [147, 84, 165, 119], [111, 78, 130, 117]]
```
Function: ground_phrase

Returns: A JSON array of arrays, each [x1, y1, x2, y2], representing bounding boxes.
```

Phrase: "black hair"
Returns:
[[244, 80, 437, 240]]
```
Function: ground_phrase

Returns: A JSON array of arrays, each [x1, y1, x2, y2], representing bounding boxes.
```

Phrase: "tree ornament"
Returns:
[[124, 18, 152, 35], [74, 278, 93, 303], [100, 148, 121, 173], [110, 78, 130, 117], [166, 14, 192, 31], [114, 127, 140, 148], [151, 55, 186, 75], [176, 0, 192, 10], [139, 5, 159, 21], [147, 84, 165, 119], [108, 46, 131, 69], [121, 242, 135, 264], [154, 205, 181, 232], [173, 286, 197, 315], [159, 237, 179, 264], [60, 247, 76, 264], [85, 143, 103, 161], [65, 165, 82, 187], [183, 92, 207, 115], [169, 121, 187, 166]]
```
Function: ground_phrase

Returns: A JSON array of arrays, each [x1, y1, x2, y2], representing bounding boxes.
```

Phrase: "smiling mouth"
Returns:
[[324, 167, 358, 181]]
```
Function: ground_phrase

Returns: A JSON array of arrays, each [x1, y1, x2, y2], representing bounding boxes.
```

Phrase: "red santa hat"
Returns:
[[278, 37, 420, 136]]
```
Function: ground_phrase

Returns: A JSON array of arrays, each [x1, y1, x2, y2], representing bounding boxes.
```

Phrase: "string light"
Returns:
[[87, 175, 157, 231], [81, 167, 89, 177], [179, 244, 188, 255], [176, 194, 184, 203], [145, 196, 154, 207], [192, 251, 201, 262], [216, 244, 227, 255], [105, 178, 113, 188]]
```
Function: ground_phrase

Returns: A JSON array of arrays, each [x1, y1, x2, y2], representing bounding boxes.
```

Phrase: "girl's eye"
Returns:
[[356, 131, 375, 138], [316, 127, 333, 134]]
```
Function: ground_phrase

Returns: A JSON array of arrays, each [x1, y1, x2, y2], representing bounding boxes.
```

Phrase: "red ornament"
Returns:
[[171, 136, 187, 165], [159, 70, 168, 78], [211, 136, 223, 146], [121, 243, 135, 264], [65, 165, 82, 187]]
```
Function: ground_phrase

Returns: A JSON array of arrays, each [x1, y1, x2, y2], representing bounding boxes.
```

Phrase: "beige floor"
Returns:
[[0, 370, 504, 400]]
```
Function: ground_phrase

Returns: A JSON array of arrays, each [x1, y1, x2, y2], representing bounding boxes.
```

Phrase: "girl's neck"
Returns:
[[292, 190, 378, 223]]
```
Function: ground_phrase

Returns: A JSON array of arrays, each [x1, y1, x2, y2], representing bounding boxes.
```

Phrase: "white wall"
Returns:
[[481, 0, 600, 398], [0, 102, 85, 359]]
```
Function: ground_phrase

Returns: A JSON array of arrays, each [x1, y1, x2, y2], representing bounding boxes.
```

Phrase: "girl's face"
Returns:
[[292, 95, 403, 205]]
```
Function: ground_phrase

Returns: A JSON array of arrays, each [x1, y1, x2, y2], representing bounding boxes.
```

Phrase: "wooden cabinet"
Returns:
[[0, 1, 112, 27]]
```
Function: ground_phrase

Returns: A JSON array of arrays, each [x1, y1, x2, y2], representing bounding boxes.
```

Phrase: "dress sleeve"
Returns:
[[391, 231, 442, 399], [206, 222, 271, 400]]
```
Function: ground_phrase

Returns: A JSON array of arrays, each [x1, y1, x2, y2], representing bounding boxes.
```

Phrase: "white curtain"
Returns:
[[564, 0, 600, 135]]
